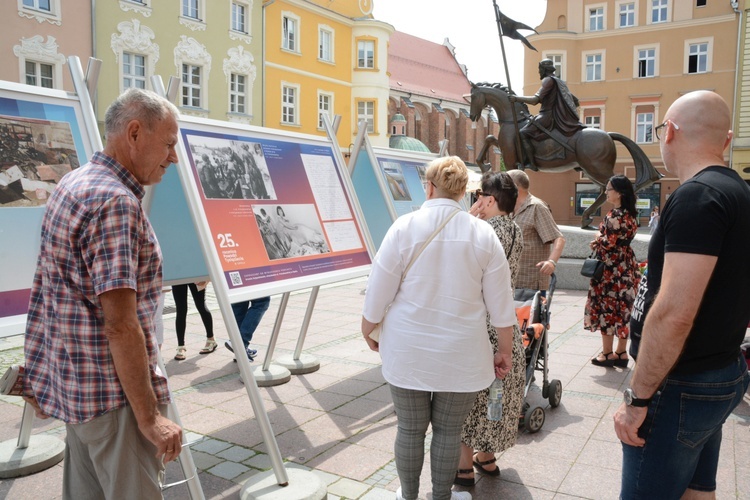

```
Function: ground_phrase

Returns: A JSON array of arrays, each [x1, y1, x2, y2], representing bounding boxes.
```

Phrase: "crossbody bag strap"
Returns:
[[402, 209, 461, 281]]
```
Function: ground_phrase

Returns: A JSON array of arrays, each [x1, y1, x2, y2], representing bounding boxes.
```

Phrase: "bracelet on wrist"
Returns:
[[548, 259, 557, 267]]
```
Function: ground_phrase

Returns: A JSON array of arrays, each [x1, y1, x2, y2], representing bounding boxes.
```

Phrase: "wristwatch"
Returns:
[[623, 388, 652, 407]]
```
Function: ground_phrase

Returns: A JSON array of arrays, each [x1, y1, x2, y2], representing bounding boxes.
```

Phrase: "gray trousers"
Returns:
[[62, 404, 167, 500], [389, 384, 478, 500]]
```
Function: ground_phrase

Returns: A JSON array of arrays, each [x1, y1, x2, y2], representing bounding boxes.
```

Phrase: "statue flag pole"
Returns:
[[492, 0, 524, 169]]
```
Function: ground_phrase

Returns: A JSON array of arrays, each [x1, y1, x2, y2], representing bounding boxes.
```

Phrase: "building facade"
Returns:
[[1, 0, 92, 93], [95, 0, 264, 132], [523, 0, 739, 226], [263, 0, 392, 150], [731, 0, 750, 181]]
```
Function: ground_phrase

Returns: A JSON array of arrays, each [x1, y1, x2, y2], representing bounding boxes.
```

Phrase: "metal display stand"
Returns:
[[0, 403, 65, 479]]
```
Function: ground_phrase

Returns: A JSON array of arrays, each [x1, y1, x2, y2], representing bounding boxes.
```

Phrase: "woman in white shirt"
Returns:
[[361, 156, 517, 500]]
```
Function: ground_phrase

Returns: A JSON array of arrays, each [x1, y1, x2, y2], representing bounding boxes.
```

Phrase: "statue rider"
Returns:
[[510, 59, 583, 171]]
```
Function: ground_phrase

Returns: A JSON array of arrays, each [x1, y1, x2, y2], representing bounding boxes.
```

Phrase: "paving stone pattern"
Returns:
[[1, 278, 748, 499]]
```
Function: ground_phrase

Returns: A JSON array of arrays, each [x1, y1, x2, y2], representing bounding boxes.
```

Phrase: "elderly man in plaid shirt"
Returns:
[[507, 169, 565, 292], [23, 88, 182, 499]]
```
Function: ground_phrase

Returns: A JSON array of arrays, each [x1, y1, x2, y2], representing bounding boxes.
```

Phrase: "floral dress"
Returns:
[[584, 208, 641, 338], [461, 215, 526, 453]]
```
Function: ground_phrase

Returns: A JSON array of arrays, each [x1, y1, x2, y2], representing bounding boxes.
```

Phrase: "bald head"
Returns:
[[507, 169, 529, 191], [661, 91, 732, 179]]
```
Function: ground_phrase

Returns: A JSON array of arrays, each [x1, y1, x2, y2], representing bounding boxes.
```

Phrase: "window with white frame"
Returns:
[[318, 92, 333, 129], [181, 64, 202, 108], [636, 112, 654, 143], [18, 0, 61, 24], [687, 41, 709, 74], [358, 100, 375, 133], [23, 0, 50, 10], [638, 48, 656, 78], [182, 0, 200, 19], [357, 40, 375, 69], [619, 2, 635, 27], [123, 52, 146, 89], [229, 73, 246, 114], [585, 53, 603, 81], [25, 61, 54, 88], [650, 0, 668, 23], [585, 115, 601, 128], [112, 20, 159, 93], [588, 6, 604, 31], [282, 15, 298, 52], [319, 26, 333, 62], [547, 54, 565, 80], [282, 85, 298, 124], [14, 35, 65, 89], [231, 2, 247, 33]]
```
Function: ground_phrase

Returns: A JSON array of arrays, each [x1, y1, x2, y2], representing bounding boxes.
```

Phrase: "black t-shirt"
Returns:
[[630, 166, 750, 374]]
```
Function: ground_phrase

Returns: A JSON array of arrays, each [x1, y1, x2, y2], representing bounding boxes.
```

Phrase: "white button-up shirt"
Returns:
[[363, 198, 516, 392]]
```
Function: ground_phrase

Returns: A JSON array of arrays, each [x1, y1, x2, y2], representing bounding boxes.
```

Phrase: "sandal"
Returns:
[[200, 338, 218, 354], [614, 351, 629, 368], [453, 468, 475, 487], [473, 454, 500, 477], [591, 351, 615, 367], [174, 346, 187, 361]]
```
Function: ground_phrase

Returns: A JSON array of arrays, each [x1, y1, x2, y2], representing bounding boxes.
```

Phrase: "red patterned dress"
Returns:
[[584, 208, 641, 338]]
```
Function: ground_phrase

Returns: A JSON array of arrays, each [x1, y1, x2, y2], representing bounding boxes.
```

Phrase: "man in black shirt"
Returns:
[[614, 90, 750, 499]]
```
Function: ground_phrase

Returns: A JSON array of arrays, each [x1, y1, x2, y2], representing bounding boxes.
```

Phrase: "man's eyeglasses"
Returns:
[[422, 180, 435, 190], [654, 120, 680, 140], [476, 189, 487, 197]]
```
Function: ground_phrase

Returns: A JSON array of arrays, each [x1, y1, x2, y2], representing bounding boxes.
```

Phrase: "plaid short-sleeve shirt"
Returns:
[[513, 194, 563, 291], [24, 152, 169, 424]]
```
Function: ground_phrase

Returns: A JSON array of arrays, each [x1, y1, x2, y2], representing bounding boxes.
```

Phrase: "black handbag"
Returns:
[[581, 252, 605, 280]]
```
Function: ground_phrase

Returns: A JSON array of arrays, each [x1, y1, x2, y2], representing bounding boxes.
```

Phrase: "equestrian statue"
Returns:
[[471, 59, 662, 228]]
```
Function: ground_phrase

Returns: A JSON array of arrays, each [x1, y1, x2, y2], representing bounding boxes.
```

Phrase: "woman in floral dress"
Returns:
[[456, 172, 525, 486], [585, 174, 641, 368]]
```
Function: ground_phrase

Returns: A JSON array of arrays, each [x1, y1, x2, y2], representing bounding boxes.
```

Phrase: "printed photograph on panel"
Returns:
[[187, 136, 276, 200], [253, 204, 331, 260], [381, 161, 412, 201], [0, 115, 80, 207]]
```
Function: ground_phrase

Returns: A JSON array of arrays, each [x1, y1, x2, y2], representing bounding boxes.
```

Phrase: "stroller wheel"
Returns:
[[524, 405, 545, 433], [548, 379, 562, 408]]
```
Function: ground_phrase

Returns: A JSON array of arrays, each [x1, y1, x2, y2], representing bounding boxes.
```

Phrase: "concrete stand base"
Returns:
[[275, 354, 320, 375], [252, 364, 291, 387], [0, 436, 65, 479], [240, 467, 326, 500]]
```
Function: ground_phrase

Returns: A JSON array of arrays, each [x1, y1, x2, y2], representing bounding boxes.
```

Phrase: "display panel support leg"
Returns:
[[0, 403, 65, 479], [276, 286, 320, 375]]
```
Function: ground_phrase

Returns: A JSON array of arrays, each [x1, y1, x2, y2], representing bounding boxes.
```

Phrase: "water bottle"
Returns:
[[487, 378, 503, 421]]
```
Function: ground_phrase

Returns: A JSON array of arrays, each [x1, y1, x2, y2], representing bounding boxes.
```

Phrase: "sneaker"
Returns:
[[225, 340, 257, 361], [395, 487, 406, 500]]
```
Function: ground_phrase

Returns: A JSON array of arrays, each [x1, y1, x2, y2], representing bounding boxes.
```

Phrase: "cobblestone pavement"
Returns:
[[1, 278, 748, 499]]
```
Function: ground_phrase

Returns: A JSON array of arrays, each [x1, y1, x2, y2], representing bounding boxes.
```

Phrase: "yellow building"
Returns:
[[524, 0, 740, 226], [262, 0, 393, 150], [95, 0, 264, 130]]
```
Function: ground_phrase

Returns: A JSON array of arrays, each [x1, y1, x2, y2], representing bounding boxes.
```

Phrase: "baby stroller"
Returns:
[[513, 273, 562, 433]]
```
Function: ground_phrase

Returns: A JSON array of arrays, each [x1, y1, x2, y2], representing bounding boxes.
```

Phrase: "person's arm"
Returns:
[[100, 288, 183, 463], [613, 252, 717, 446], [510, 94, 540, 105], [493, 326, 514, 378], [537, 235, 565, 275], [361, 317, 379, 352]]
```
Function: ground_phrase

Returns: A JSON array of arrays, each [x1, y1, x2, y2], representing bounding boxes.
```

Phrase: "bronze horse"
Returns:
[[469, 83, 662, 228]]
